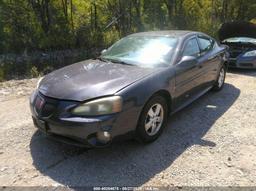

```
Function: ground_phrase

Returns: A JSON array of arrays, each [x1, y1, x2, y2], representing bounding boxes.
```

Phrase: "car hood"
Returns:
[[219, 21, 256, 41], [39, 59, 158, 101]]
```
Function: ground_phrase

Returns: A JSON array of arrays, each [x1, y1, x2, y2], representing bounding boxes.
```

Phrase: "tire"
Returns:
[[212, 66, 226, 91], [136, 95, 168, 143]]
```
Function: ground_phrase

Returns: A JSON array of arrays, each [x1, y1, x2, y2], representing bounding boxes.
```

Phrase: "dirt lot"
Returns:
[[0, 69, 256, 187]]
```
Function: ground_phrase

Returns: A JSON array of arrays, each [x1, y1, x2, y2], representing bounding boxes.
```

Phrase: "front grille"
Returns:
[[35, 93, 59, 117], [41, 103, 56, 117], [241, 63, 253, 67], [34, 95, 44, 115], [228, 61, 236, 67], [229, 51, 242, 58]]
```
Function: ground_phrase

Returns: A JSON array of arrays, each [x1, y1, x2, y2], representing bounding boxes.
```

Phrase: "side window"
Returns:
[[182, 38, 200, 57], [198, 37, 214, 55]]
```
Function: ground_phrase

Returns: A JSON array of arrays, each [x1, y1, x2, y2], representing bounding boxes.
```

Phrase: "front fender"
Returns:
[[112, 68, 175, 134]]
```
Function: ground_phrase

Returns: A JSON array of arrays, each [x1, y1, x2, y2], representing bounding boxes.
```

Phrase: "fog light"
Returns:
[[96, 131, 111, 143]]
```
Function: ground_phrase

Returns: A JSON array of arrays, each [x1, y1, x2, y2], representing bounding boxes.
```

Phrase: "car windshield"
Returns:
[[101, 36, 178, 67], [223, 37, 256, 44]]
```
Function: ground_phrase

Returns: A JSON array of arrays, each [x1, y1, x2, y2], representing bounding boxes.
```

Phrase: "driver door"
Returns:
[[174, 37, 204, 110]]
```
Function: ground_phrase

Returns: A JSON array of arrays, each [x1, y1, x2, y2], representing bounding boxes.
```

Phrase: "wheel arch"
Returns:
[[135, 89, 172, 142], [223, 61, 229, 70], [148, 89, 172, 114]]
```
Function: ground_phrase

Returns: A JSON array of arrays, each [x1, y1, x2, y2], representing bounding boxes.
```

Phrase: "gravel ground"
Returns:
[[0, 69, 256, 187]]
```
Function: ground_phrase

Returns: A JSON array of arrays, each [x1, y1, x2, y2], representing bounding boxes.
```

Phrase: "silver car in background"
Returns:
[[219, 21, 256, 68]]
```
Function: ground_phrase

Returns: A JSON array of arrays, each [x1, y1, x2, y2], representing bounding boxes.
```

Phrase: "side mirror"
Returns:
[[180, 55, 196, 62], [101, 49, 107, 55], [178, 55, 197, 67], [177, 56, 197, 69]]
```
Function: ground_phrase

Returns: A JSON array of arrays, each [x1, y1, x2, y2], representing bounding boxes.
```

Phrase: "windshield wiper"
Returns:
[[98, 57, 135, 66], [109, 59, 135, 66], [96, 57, 109, 62]]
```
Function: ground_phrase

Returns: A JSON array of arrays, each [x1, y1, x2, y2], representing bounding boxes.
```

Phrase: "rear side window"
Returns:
[[198, 37, 214, 55], [182, 38, 200, 57]]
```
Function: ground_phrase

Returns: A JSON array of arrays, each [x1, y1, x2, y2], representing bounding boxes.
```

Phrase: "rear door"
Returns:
[[197, 35, 220, 87]]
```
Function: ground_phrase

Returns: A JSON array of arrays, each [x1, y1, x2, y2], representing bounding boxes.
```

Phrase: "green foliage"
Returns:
[[0, 0, 255, 80], [30, 66, 39, 77], [0, 67, 4, 82], [1, 0, 255, 53]]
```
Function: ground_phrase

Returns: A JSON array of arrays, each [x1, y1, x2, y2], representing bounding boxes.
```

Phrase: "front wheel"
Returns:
[[136, 96, 168, 143], [212, 66, 226, 91]]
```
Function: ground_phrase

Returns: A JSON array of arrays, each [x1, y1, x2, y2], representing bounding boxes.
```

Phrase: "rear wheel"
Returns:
[[212, 66, 226, 91], [136, 96, 168, 143]]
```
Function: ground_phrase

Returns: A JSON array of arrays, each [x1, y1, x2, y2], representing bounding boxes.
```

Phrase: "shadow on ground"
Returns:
[[30, 83, 240, 187]]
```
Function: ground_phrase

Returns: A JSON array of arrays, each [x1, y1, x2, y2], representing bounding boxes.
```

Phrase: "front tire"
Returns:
[[136, 96, 168, 143], [212, 66, 226, 91]]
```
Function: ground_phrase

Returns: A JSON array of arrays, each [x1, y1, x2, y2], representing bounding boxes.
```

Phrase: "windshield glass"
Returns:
[[101, 36, 178, 67], [223, 37, 256, 44]]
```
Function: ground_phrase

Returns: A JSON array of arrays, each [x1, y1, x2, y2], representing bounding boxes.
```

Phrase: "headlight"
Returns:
[[71, 96, 122, 116], [243, 50, 256, 57], [36, 77, 43, 89]]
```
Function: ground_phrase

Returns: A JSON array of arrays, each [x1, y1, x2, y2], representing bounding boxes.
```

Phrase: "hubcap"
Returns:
[[144, 103, 164, 136], [218, 68, 225, 88]]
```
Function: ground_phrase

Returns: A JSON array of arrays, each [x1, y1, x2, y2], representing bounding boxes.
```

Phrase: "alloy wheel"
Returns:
[[218, 68, 225, 88], [144, 103, 164, 136]]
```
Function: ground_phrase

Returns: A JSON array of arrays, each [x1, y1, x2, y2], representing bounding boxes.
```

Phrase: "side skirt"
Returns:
[[170, 86, 213, 116]]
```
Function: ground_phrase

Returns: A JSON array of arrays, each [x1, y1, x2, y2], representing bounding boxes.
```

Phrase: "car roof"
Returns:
[[129, 30, 199, 38]]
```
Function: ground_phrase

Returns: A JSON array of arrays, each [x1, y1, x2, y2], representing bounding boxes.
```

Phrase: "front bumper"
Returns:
[[30, 91, 135, 147], [31, 115, 115, 147]]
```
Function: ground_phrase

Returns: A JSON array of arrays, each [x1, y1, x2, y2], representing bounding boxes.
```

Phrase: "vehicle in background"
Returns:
[[30, 30, 228, 147], [219, 21, 256, 68]]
